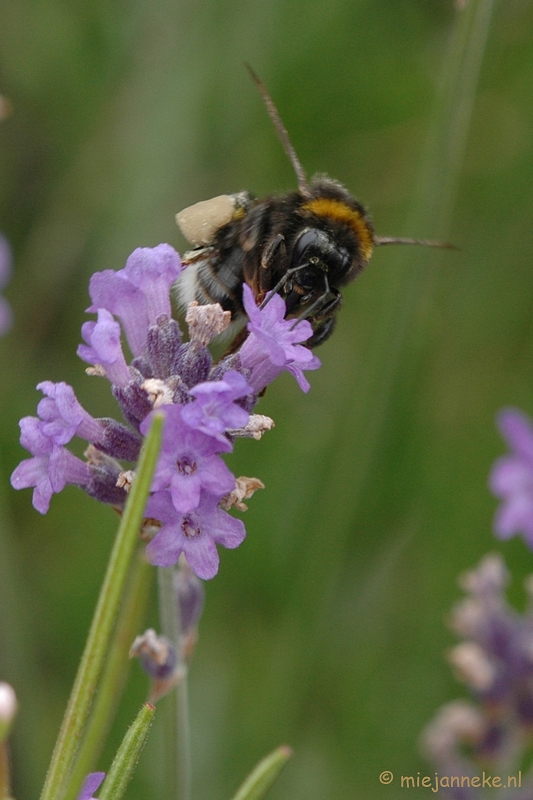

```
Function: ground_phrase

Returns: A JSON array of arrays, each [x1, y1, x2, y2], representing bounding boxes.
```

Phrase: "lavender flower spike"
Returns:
[[490, 407, 533, 548], [239, 283, 321, 392], [77, 771, 105, 800]]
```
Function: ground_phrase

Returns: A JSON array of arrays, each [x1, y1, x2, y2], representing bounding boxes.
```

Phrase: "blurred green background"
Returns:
[[1, 0, 533, 797]]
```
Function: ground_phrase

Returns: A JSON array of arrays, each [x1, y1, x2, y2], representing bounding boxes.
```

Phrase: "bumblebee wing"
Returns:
[[176, 191, 252, 246]]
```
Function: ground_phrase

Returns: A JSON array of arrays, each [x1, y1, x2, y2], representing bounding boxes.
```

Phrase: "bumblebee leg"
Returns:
[[256, 234, 286, 300], [290, 274, 332, 327], [259, 263, 310, 309], [313, 288, 342, 320], [260, 233, 285, 271], [307, 316, 336, 348], [303, 289, 342, 348]]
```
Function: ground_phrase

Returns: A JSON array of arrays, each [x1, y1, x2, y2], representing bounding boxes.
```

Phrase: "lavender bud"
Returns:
[[130, 629, 177, 680], [147, 317, 182, 379], [168, 374, 191, 405], [98, 418, 142, 462], [174, 561, 205, 636], [172, 341, 212, 387], [112, 376, 153, 428], [130, 353, 153, 378], [84, 446, 128, 506]]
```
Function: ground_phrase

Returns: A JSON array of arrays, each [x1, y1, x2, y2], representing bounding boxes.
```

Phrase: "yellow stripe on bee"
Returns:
[[302, 198, 374, 261]]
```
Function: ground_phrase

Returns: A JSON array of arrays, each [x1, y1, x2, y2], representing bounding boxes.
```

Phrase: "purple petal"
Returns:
[[36, 382, 102, 446], [11, 446, 91, 514], [494, 495, 533, 541], [19, 416, 53, 455], [239, 284, 320, 392], [144, 490, 246, 578], [121, 244, 181, 322], [146, 523, 184, 567], [197, 456, 235, 497], [11, 456, 53, 513], [183, 533, 220, 580], [170, 472, 202, 513], [497, 408, 533, 465], [88, 245, 181, 357], [78, 310, 131, 387], [205, 506, 246, 548], [490, 456, 533, 496], [77, 771, 106, 800], [88, 272, 147, 356], [11, 456, 49, 490]]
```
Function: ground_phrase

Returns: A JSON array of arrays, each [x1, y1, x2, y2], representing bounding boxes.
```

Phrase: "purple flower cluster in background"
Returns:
[[422, 554, 533, 799], [490, 407, 533, 549], [11, 244, 320, 579]]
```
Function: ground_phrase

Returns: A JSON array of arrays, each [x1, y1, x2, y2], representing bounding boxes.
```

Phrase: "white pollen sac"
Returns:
[[117, 470, 135, 492], [142, 378, 175, 408], [176, 194, 238, 247]]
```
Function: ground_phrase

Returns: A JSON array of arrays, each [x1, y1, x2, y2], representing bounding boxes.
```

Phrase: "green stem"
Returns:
[[176, 670, 191, 800], [157, 566, 191, 800], [414, 0, 496, 236], [230, 746, 292, 800], [0, 741, 10, 800], [39, 413, 164, 800], [65, 551, 154, 800], [98, 703, 156, 800]]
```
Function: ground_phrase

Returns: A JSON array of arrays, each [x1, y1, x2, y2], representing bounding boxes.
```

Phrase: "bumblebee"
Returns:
[[176, 67, 449, 348]]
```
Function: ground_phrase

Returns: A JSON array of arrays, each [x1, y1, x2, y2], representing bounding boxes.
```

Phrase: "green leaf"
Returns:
[[98, 703, 156, 800], [230, 745, 292, 800]]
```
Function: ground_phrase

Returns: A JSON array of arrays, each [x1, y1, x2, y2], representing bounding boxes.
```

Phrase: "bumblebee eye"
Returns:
[[331, 245, 351, 274], [291, 229, 327, 266], [292, 228, 351, 276]]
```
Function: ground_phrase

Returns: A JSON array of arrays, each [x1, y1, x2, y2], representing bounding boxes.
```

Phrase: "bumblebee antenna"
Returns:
[[246, 64, 311, 198], [374, 236, 457, 250]]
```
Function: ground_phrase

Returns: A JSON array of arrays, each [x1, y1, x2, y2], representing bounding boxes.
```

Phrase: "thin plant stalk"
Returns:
[[157, 566, 191, 800], [65, 551, 154, 800], [39, 413, 164, 800], [0, 741, 10, 800], [413, 0, 497, 235]]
